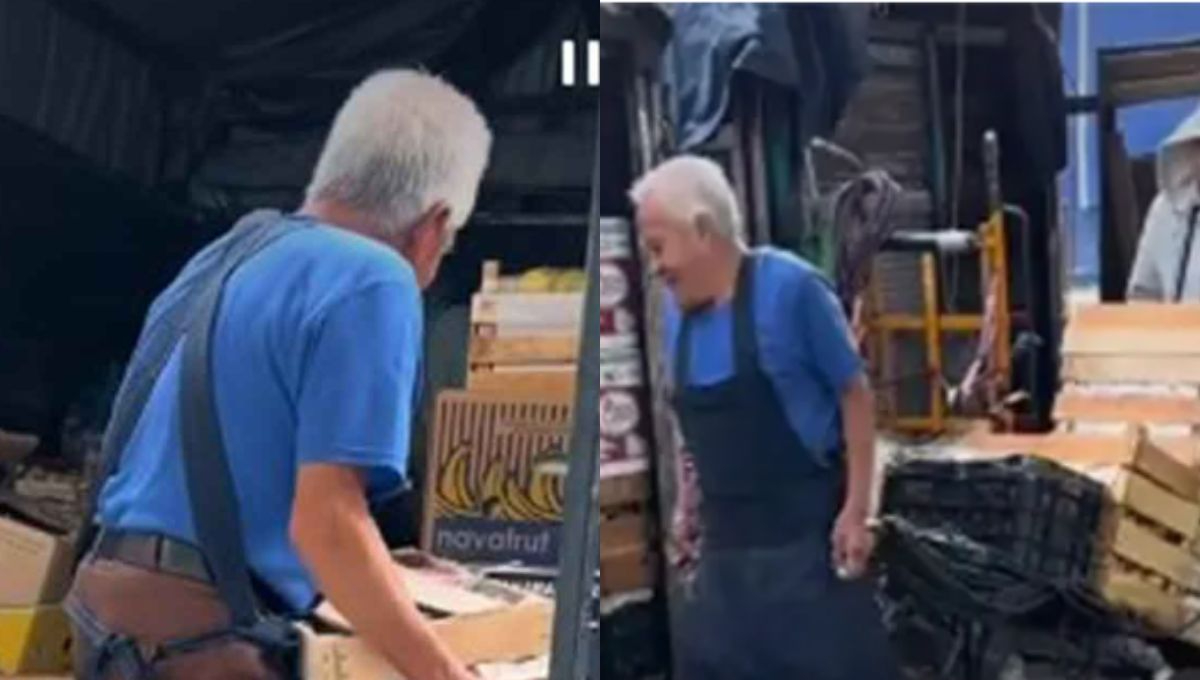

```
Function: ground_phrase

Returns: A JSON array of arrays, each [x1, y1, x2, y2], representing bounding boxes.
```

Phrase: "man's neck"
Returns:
[[297, 199, 385, 240], [711, 241, 748, 305]]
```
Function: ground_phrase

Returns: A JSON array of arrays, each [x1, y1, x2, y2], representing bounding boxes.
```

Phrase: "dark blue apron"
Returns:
[[671, 254, 899, 679]]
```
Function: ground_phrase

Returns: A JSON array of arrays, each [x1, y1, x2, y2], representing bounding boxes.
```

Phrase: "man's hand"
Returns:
[[292, 464, 478, 680], [831, 504, 875, 580], [668, 448, 702, 580], [836, 374, 879, 580]]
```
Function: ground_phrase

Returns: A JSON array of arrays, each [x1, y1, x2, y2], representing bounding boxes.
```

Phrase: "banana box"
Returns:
[[0, 605, 72, 674], [422, 390, 572, 568]]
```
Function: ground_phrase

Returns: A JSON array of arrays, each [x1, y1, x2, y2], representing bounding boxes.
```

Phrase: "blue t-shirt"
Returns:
[[663, 248, 862, 462], [98, 218, 422, 612]]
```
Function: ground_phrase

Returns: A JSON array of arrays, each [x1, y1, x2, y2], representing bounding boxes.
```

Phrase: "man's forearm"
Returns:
[[840, 376, 877, 517], [292, 468, 467, 680]]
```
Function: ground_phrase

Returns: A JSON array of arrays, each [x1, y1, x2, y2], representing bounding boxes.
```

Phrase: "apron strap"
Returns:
[[731, 252, 759, 377], [673, 252, 760, 390], [674, 314, 694, 391], [180, 217, 304, 626]]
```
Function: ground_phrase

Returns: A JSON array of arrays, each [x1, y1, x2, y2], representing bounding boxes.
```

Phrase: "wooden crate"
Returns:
[[600, 543, 657, 596], [598, 462, 658, 597], [470, 291, 583, 337], [466, 365, 577, 398], [599, 462, 651, 512], [962, 425, 1200, 633], [467, 262, 583, 400], [1062, 304, 1200, 385], [1056, 390, 1200, 428], [469, 335, 578, 367], [1098, 559, 1188, 632]]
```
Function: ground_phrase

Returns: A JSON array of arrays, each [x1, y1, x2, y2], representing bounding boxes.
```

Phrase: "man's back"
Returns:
[[97, 215, 423, 612]]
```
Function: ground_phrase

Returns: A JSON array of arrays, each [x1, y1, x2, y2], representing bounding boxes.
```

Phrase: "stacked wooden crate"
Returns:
[[598, 462, 656, 597], [1055, 304, 1200, 637], [468, 261, 584, 397]]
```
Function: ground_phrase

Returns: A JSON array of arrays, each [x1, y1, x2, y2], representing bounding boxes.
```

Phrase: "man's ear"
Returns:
[[407, 200, 452, 255], [420, 201, 452, 246], [694, 211, 717, 241]]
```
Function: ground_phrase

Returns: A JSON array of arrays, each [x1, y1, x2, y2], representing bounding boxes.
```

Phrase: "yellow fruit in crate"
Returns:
[[517, 268, 557, 293], [553, 270, 587, 292]]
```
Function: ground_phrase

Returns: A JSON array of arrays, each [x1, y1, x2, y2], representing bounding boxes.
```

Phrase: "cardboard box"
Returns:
[[422, 391, 573, 567], [0, 605, 72, 674], [0, 513, 73, 607], [302, 552, 552, 680]]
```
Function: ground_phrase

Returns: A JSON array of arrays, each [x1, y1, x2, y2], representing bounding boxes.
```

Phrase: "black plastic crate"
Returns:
[[883, 455, 1105, 584]]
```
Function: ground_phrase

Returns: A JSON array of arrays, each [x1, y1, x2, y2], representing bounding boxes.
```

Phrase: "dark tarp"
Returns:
[[661, 3, 870, 150]]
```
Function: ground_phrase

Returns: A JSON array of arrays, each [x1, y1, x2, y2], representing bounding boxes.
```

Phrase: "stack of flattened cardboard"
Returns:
[[0, 506, 74, 675], [302, 550, 552, 679]]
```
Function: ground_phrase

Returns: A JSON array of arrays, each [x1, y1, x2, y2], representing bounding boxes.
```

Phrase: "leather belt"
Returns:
[[92, 529, 214, 585]]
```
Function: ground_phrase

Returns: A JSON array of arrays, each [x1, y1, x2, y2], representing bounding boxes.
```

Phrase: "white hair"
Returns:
[[628, 155, 743, 241], [306, 69, 492, 235]]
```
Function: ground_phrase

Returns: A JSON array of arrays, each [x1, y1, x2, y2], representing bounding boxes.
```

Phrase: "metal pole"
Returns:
[[549, 142, 602, 680]]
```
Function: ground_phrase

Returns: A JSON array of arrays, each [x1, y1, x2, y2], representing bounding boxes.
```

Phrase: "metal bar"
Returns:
[[1065, 94, 1100, 115], [924, 29, 948, 228], [921, 254, 944, 432], [873, 314, 983, 332], [869, 20, 1007, 48], [471, 213, 589, 228], [747, 83, 772, 246], [869, 262, 897, 419], [891, 416, 976, 432], [549, 142, 601, 680]]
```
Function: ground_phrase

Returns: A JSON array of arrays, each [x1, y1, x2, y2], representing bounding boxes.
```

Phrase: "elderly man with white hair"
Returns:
[[66, 70, 489, 680], [631, 155, 899, 678]]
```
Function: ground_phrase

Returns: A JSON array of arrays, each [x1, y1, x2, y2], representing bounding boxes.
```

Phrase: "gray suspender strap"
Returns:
[[180, 217, 302, 625]]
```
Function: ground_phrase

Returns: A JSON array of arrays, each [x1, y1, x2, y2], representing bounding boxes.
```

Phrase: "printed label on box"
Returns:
[[430, 518, 561, 567]]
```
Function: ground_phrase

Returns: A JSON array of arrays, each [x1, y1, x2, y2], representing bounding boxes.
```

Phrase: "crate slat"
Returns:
[[1099, 561, 1185, 631], [1107, 514, 1194, 588], [469, 335, 579, 366], [1055, 392, 1200, 426]]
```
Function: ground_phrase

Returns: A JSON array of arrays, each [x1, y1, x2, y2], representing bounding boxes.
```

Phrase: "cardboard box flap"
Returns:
[[302, 600, 552, 678], [314, 554, 543, 629], [0, 513, 73, 607]]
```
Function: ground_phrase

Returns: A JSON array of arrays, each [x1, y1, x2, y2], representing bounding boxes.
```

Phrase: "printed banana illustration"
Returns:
[[527, 469, 564, 517], [436, 447, 476, 515]]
